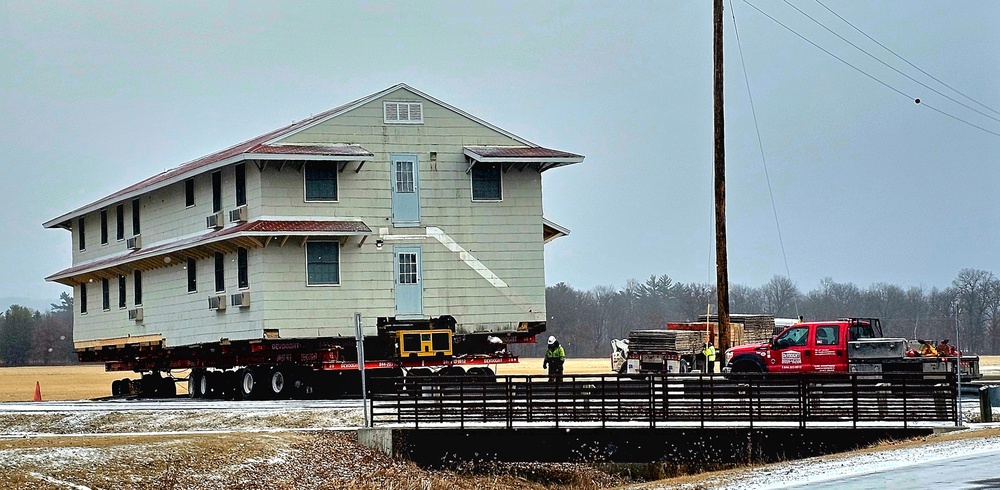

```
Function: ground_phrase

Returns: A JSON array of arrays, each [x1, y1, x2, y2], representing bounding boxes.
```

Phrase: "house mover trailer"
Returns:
[[43, 84, 583, 399]]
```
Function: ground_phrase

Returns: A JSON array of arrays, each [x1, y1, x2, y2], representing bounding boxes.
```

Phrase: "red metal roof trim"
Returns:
[[46, 220, 371, 281], [465, 146, 583, 159], [250, 144, 374, 157]]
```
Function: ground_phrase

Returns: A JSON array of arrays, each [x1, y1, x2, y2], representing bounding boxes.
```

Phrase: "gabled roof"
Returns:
[[46, 219, 371, 286], [43, 83, 555, 229]]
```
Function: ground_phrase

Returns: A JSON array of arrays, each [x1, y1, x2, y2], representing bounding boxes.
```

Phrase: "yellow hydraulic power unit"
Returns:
[[396, 329, 453, 358]]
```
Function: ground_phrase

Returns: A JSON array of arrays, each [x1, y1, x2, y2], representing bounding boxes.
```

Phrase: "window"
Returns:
[[131, 199, 140, 236], [776, 327, 809, 347], [80, 283, 88, 314], [304, 163, 338, 201], [306, 241, 340, 285], [134, 270, 143, 306], [398, 252, 418, 284], [395, 161, 414, 193], [116, 204, 124, 241], [185, 179, 195, 207], [815, 326, 840, 345], [383, 101, 423, 124], [214, 252, 225, 292], [100, 210, 108, 245], [235, 163, 246, 206], [187, 258, 197, 292], [237, 247, 249, 289], [118, 275, 126, 308], [849, 324, 876, 341], [101, 278, 110, 311], [471, 163, 502, 201], [212, 171, 222, 213], [77, 217, 85, 251]]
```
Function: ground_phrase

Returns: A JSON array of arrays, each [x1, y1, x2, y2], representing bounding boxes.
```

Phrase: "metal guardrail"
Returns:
[[370, 372, 957, 429]]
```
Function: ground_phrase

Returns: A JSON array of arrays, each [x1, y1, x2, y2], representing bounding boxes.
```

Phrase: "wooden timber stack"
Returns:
[[698, 314, 776, 346], [628, 330, 703, 354]]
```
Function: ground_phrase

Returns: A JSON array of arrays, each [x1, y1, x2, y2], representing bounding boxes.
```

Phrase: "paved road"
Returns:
[[783, 450, 1000, 490]]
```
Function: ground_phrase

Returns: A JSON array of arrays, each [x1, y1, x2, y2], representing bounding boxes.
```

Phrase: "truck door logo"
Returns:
[[781, 350, 802, 364]]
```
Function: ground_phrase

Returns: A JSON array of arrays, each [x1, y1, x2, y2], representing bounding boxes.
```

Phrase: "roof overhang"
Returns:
[[543, 218, 570, 244], [464, 146, 584, 173], [45, 219, 371, 286]]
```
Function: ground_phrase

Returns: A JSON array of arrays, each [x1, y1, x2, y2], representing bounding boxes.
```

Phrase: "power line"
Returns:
[[781, 0, 1000, 125], [813, 0, 1000, 118], [741, 0, 1000, 138], [728, 0, 799, 318]]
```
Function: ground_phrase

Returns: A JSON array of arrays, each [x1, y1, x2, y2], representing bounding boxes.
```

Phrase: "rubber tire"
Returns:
[[238, 368, 259, 400], [269, 367, 291, 399], [111, 379, 123, 397], [189, 370, 204, 398], [437, 366, 465, 378], [159, 376, 177, 398]]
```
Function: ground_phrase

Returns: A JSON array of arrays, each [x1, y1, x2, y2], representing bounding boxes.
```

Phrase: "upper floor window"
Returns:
[[383, 101, 423, 124], [237, 247, 249, 289], [187, 258, 197, 293], [304, 163, 338, 201], [116, 204, 125, 241], [212, 171, 222, 213], [131, 199, 140, 236], [235, 163, 247, 206], [185, 179, 195, 207], [100, 210, 108, 245], [77, 217, 86, 251], [306, 241, 340, 285], [471, 163, 502, 201], [80, 283, 88, 314]]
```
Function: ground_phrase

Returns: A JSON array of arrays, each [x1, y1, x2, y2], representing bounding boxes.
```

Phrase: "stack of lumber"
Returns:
[[628, 330, 704, 354], [699, 314, 776, 344]]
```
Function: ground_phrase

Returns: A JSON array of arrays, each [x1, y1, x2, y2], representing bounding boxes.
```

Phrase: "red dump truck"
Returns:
[[723, 317, 980, 379]]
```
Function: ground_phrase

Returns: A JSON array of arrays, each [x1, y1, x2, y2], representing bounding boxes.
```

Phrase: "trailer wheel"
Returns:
[[437, 366, 465, 378], [188, 370, 203, 398], [111, 379, 123, 397], [159, 376, 177, 398], [467, 367, 497, 383], [238, 368, 264, 400], [269, 367, 291, 399]]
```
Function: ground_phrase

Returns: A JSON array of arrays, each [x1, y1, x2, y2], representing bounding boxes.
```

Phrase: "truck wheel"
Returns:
[[159, 376, 177, 398], [269, 367, 291, 399], [238, 368, 262, 400], [201, 371, 214, 398], [730, 359, 765, 374], [111, 379, 123, 397], [437, 366, 465, 378], [189, 370, 204, 398]]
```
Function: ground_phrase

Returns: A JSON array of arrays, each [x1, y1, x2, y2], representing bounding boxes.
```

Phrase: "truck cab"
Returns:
[[724, 318, 878, 373]]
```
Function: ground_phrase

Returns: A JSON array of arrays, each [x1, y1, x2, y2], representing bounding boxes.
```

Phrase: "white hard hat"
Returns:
[[547, 336, 556, 345]]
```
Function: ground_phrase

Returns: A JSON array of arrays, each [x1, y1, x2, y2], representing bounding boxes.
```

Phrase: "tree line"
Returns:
[[0, 292, 75, 366], [536, 268, 1000, 358]]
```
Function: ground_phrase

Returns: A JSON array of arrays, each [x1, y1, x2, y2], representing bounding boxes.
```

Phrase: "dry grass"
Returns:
[[0, 431, 626, 490]]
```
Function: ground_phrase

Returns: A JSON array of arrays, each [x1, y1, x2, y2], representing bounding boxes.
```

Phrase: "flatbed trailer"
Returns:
[[81, 316, 542, 400]]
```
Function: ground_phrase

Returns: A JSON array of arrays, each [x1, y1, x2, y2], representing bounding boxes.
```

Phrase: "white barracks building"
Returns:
[[44, 84, 583, 353]]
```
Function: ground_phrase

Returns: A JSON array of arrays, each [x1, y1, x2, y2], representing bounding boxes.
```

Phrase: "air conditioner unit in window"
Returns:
[[128, 307, 143, 322], [206, 211, 225, 229], [230, 291, 251, 308], [208, 294, 227, 311], [126, 235, 141, 250], [229, 205, 248, 224]]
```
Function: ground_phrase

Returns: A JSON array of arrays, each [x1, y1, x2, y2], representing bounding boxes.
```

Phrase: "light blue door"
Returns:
[[390, 154, 420, 226], [394, 246, 423, 317]]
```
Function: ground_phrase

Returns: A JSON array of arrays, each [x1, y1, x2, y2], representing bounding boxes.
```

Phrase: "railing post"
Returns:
[[506, 376, 514, 429], [601, 375, 607, 429], [459, 376, 465, 429], [649, 374, 655, 429], [902, 375, 908, 429], [852, 373, 858, 429], [554, 376, 560, 429], [799, 376, 806, 429], [699, 372, 705, 429]]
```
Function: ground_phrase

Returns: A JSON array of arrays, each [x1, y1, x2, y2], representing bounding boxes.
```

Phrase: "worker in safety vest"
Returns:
[[703, 342, 717, 373], [542, 336, 566, 382]]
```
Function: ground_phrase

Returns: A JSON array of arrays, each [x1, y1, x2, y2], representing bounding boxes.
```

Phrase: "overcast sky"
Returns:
[[1, 1, 998, 307]]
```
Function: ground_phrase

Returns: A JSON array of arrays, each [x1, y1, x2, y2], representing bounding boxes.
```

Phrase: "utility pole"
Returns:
[[714, 0, 731, 351]]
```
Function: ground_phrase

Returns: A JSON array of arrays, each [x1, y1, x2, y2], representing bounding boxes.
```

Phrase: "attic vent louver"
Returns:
[[384, 102, 423, 124]]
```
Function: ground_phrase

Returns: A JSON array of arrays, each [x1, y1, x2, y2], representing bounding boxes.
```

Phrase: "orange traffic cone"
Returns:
[[33, 381, 42, 402]]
